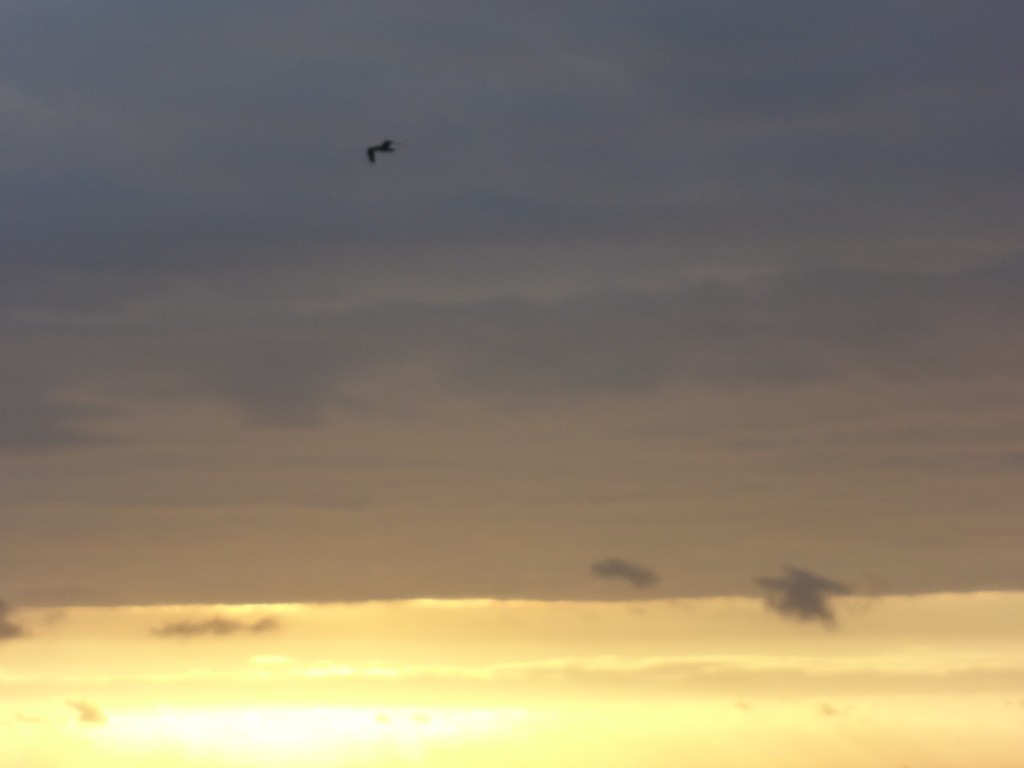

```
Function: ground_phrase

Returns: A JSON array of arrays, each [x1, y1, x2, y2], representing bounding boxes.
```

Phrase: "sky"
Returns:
[[1, 1, 1023, 765], [3, 596, 1024, 767]]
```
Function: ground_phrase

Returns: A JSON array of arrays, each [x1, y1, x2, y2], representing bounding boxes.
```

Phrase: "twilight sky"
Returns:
[[2, 1, 1023, 607], [0, 595, 1021, 768]]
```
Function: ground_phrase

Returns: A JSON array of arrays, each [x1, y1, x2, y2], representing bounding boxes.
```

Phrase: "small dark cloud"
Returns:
[[66, 698, 107, 726], [591, 557, 659, 589], [151, 615, 280, 638], [0, 600, 26, 641], [755, 565, 851, 627]]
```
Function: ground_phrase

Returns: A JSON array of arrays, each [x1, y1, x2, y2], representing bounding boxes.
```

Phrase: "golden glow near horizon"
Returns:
[[1, 595, 1023, 766]]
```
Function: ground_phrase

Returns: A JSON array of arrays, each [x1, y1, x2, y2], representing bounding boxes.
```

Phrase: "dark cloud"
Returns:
[[0, 600, 26, 641], [66, 698, 107, 726], [756, 566, 851, 627], [591, 558, 659, 589], [434, 257, 1024, 398], [151, 615, 280, 638], [1, 1, 1022, 316], [1, 2, 1022, 604], [1, 257, 1020, 437]]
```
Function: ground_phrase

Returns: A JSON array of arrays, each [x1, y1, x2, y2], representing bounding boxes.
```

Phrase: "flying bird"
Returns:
[[366, 139, 403, 163]]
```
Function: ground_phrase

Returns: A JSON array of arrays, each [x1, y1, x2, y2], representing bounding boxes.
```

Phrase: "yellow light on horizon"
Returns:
[[100, 704, 530, 767], [3, 595, 1024, 767]]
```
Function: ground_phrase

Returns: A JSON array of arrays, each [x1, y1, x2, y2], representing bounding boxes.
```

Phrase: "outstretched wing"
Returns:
[[366, 147, 376, 163]]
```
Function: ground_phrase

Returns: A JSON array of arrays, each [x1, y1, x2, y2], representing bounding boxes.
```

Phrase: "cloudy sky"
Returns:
[[2, 1, 1024, 765], [3, 0, 1022, 609]]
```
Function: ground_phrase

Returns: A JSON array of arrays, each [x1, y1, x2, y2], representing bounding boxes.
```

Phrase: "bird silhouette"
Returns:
[[366, 139, 403, 163]]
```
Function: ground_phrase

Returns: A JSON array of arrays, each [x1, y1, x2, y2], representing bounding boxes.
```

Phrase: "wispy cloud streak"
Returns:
[[151, 616, 280, 638], [591, 558, 659, 589]]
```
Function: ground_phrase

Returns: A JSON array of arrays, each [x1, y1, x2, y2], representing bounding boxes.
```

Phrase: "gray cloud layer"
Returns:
[[2, 257, 1020, 440], [2, 2, 1022, 311], [2, 2, 1021, 442], [1, 2, 1022, 604]]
